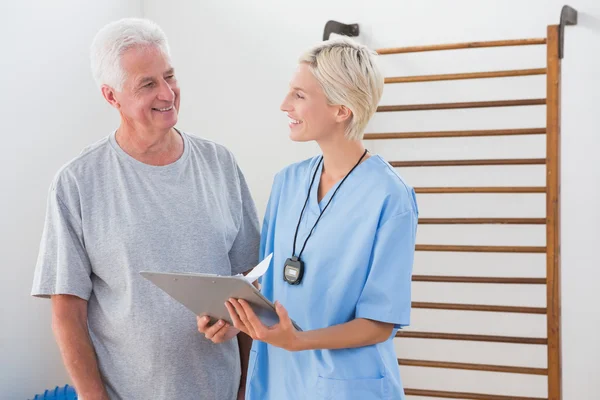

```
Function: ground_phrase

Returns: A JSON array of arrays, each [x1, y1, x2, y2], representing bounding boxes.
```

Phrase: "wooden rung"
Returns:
[[416, 245, 546, 253], [395, 331, 548, 345], [412, 302, 547, 314], [377, 38, 547, 55], [364, 128, 546, 140], [415, 187, 546, 193], [391, 158, 545, 167], [398, 358, 547, 375], [418, 218, 546, 224], [377, 98, 546, 112], [385, 68, 546, 84], [404, 388, 546, 400], [412, 276, 546, 284]]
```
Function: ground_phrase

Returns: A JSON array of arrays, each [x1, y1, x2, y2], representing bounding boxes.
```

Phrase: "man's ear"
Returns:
[[101, 85, 120, 109], [336, 105, 352, 123]]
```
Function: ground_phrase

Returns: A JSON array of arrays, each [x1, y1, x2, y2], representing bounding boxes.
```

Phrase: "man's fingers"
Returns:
[[197, 315, 211, 333], [210, 323, 232, 343], [197, 315, 232, 342], [204, 320, 227, 340]]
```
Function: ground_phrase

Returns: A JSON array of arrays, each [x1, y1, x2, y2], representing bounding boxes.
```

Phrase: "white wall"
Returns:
[[0, 1, 142, 398], [144, 1, 600, 399], [3, 1, 597, 399]]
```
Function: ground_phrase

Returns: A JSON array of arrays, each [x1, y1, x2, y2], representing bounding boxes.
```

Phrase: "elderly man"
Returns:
[[31, 18, 259, 400]]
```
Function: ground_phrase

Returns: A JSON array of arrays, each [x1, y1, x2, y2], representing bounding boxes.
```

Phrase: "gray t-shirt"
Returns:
[[31, 129, 260, 400]]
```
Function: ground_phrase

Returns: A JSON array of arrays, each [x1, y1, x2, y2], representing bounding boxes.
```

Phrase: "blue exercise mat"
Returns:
[[31, 384, 77, 400]]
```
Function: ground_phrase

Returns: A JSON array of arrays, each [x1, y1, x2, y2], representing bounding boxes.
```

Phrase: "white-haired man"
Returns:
[[31, 18, 259, 400]]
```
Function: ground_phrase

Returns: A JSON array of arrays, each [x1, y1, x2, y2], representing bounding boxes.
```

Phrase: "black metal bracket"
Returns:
[[322, 20, 359, 41], [559, 5, 578, 59]]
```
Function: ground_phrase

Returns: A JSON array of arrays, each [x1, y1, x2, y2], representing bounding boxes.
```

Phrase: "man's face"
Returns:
[[109, 45, 180, 132]]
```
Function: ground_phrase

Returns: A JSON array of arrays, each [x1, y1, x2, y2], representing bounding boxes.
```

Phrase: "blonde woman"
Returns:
[[200, 37, 418, 399]]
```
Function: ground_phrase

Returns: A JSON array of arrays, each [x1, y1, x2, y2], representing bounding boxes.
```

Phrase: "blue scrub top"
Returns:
[[245, 154, 418, 400]]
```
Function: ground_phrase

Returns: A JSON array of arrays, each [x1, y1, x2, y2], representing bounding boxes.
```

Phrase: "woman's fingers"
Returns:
[[228, 299, 257, 339], [238, 299, 268, 341], [226, 300, 252, 337]]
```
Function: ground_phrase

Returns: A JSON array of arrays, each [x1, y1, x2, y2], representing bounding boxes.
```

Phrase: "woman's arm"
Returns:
[[226, 299, 394, 352], [294, 318, 394, 351]]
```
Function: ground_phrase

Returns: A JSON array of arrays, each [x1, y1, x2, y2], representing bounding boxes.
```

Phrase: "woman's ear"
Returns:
[[336, 105, 353, 123]]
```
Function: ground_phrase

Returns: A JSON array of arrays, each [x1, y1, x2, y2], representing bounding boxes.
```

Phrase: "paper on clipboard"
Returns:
[[239, 253, 273, 284]]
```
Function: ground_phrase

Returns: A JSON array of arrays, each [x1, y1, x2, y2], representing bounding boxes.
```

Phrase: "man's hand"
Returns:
[[196, 315, 240, 343]]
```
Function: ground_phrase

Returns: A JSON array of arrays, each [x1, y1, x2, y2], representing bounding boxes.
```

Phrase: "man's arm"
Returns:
[[237, 331, 252, 395], [52, 295, 109, 400], [236, 280, 257, 396]]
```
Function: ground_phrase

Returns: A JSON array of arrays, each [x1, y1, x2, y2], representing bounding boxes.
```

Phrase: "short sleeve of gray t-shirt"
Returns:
[[31, 130, 260, 400], [32, 179, 94, 300]]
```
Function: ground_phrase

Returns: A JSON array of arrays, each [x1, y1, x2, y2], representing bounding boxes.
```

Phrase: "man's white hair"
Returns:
[[299, 36, 384, 141], [90, 18, 171, 91]]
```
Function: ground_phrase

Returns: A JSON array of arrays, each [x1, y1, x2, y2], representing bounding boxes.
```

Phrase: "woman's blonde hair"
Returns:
[[299, 37, 384, 140]]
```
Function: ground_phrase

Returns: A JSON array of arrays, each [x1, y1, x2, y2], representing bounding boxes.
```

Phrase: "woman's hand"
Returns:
[[196, 315, 240, 344], [226, 299, 301, 351]]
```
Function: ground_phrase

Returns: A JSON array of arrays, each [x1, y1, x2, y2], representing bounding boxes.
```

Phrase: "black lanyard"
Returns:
[[283, 149, 368, 285]]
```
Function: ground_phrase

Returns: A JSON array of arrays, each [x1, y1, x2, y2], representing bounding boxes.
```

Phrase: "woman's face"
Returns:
[[280, 63, 345, 142]]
